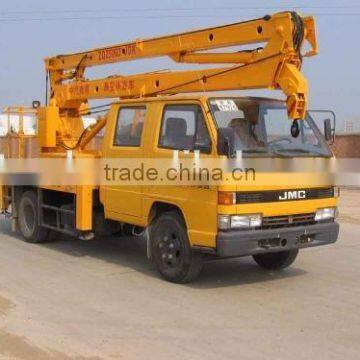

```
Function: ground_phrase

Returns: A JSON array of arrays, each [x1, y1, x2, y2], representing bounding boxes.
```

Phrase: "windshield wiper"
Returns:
[[272, 147, 327, 157], [242, 148, 268, 153], [267, 149, 291, 158], [245, 146, 290, 158], [230, 148, 290, 158], [229, 148, 269, 157]]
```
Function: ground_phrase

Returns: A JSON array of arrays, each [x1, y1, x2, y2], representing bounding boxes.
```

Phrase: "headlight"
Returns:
[[218, 215, 231, 230], [218, 214, 262, 230], [231, 214, 262, 229], [315, 207, 337, 222]]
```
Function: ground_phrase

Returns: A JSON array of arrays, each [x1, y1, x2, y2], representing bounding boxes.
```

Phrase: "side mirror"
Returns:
[[324, 118, 332, 142], [308, 109, 336, 144], [217, 129, 231, 157]]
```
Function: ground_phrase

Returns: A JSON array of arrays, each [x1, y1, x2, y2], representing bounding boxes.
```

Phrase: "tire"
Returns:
[[150, 211, 203, 283], [93, 208, 122, 237], [253, 249, 299, 270], [18, 190, 49, 243]]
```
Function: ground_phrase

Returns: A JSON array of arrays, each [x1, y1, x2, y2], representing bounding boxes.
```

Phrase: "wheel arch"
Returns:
[[147, 201, 187, 228]]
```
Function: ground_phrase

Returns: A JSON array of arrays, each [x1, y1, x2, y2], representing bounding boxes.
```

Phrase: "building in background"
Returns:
[[331, 118, 360, 158]]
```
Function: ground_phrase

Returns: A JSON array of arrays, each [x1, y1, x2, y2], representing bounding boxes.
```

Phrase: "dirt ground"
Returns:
[[338, 188, 360, 224], [0, 189, 359, 360]]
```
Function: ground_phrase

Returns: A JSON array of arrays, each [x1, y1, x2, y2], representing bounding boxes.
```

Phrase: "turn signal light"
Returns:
[[218, 192, 236, 205]]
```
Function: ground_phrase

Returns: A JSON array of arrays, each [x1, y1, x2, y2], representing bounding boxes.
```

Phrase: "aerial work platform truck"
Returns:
[[0, 11, 339, 282]]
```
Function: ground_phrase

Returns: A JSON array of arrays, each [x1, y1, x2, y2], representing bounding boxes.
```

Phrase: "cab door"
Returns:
[[143, 101, 218, 247], [102, 104, 146, 221]]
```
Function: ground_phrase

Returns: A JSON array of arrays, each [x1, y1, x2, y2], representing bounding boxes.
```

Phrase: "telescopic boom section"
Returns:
[[45, 11, 317, 120]]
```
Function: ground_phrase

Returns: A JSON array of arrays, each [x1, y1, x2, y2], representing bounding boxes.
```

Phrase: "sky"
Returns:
[[0, 0, 359, 131]]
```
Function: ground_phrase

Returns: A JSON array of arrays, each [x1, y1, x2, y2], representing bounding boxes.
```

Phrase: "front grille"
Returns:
[[262, 213, 316, 229], [306, 187, 334, 199], [236, 187, 334, 204]]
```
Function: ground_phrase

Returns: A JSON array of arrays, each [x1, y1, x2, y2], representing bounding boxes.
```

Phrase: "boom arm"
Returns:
[[42, 11, 318, 150]]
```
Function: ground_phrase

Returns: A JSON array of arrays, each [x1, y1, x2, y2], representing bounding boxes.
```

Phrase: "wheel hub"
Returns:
[[158, 232, 182, 267]]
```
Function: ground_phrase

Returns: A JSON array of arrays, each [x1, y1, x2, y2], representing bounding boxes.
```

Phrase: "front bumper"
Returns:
[[216, 221, 339, 258]]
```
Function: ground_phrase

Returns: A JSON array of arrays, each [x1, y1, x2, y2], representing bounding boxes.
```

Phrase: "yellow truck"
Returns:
[[0, 11, 339, 282]]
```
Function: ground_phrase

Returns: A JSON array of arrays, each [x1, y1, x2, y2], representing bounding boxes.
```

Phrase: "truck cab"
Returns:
[[99, 94, 339, 282]]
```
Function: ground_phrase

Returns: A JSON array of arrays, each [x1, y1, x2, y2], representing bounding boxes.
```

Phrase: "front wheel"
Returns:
[[253, 249, 299, 270], [150, 211, 203, 283]]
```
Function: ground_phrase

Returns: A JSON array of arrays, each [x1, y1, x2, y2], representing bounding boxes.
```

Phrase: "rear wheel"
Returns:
[[253, 249, 299, 270], [150, 211, 203, 283], [18, 190, 48, 243]]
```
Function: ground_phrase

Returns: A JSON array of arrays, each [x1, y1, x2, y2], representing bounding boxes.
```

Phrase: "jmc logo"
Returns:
[[278, 190, 306, 201]]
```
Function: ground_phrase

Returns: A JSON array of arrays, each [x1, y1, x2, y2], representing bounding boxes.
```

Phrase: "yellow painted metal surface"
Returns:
[[45, 13, 317, 71], [76, 185, 94, 231], [37, 104, 59, 148], [101, 103, 144, 220], [0, 185, 4, 211]]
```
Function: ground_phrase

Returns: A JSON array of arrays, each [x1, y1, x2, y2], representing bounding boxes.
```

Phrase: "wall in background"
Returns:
[[331, 134, 360, 158]]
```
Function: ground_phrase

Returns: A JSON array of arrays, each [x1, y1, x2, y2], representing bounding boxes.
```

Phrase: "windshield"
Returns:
[[209, 98, 332, 158]]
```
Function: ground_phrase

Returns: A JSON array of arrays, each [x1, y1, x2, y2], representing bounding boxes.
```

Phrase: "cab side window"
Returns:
[[158, 104, 211, 153], [114, 107, 146, 146]]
